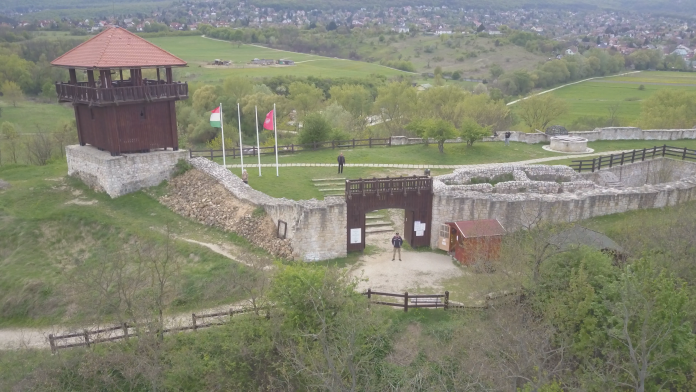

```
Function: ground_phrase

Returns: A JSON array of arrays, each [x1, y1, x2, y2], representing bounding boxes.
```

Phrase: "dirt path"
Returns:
[[349, 210, 465, 293]]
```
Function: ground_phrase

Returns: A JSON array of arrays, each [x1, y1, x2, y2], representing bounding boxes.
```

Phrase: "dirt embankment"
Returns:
[[160, 170, 293, 259]]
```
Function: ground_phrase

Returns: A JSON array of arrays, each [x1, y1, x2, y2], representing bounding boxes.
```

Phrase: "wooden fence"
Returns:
[[48, 308, 260, 353], [190, 137, 392, 160], [364, 288, 449, 312], [570, 145, 696, 173]]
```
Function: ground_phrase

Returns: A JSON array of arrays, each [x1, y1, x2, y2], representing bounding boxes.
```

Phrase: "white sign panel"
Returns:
[[414, 222, 426, 232], [416, 230, 425, 237], [350, 228, 362, 244]]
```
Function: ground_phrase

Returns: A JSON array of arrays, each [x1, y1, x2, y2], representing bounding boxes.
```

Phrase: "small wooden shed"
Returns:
[[438, 220, 506, 266]]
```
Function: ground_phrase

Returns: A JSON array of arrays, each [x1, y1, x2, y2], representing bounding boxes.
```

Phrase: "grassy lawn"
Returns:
[[149, 36, 410, 81], [610, 71, 696, 85], [0, 161, 269, 327], [0, 99, 74, 133]]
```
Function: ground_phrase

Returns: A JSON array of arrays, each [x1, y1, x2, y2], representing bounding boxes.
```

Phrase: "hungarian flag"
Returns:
[[210, 106, 221, 128], [263, 110, 274, 130]]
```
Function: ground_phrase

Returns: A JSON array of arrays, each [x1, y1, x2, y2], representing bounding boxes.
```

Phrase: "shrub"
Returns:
[[173, 159, 193, 177], [638, 84, 645, 90]]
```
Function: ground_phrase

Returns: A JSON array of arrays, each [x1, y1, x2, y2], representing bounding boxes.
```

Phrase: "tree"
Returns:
[[329, 84, 372, 130], [374, 82, 417, 135], [489, 63, 505, 80], [52, 120, 78, 158], [2, 81, 23, 107], [327, 20, 337, 31], [1, 121, 19, 163], [298, 112, 331, 145], [460, 117, 490, 146], [41, 82, 54, 103], [640, 90, 696, 129], [517, 94, 568, 132], [425, 119, 456, 153], [24, 133, 53, 165], [602, 258, 696, 392], [288, 82, 325, 119], [192, 85, 218, 112]]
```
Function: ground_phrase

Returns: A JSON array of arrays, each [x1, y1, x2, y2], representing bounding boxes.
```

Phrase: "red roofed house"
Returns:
[[438, 219, 506, 266], [52, 26, 188, 155], [51, 26, 190, 198]]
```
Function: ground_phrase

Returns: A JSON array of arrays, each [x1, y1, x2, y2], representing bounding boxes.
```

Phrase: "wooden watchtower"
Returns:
[[51, 26, 188, 156]]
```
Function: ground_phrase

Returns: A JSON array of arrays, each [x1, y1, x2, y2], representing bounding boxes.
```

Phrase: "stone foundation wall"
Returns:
[[189, 158, 347, 261], [66, 145, 188, 198], [581, 158, 696, 187], [506, 127, 696, 144], [430, 160, 696, 248]]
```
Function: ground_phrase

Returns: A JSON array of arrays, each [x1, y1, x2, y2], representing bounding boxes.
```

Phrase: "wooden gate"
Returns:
[[345, 176, 433, 252]]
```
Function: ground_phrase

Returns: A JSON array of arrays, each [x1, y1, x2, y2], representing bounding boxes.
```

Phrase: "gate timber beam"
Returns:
[[345, 176, 433, 252]]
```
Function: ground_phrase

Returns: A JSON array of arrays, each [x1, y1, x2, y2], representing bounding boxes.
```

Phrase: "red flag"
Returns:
[[263, 110, 274, 130]]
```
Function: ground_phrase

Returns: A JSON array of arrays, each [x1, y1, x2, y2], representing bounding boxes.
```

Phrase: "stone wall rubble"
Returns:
[[160, 170, 294, 259]]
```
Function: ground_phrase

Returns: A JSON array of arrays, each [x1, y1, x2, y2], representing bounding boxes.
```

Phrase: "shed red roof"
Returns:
[[450, 220, 506, 238], [51, 26, 187, 69]]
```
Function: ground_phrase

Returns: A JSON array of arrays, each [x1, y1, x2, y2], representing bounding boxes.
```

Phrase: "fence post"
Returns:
[[631, 149, 636, 164], [620, 152, 625, 166], [369, 137, 372, 148], [122, 323, 129, 340], [332, 140, 335, 149], [683, 147, 688, 160], [189, 149, 192, 159], [642, 148, 646, 161], [592, 158, 596, 173], [210, 149, 213, 160], [662, 144, 666, 157], [229, 308, 234, 320], [388, 137, 392, 147], [49, 334, 56, 354], [367, 288, 372, 300], [83, 330, 90, 348], [192, 313, 197, 331], [233, 147, 236, 159], [597, 156, 602, 171], [404, 291, 409, 312], [444, 291, 449, 310], [353, 138, 355, 148]]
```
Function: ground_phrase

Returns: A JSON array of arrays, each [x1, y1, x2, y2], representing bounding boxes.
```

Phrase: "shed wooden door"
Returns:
[[438, 224, 450, 251], [404, 210, 414, 245]]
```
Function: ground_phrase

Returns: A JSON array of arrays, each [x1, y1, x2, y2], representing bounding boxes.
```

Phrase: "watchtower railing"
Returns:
[[55, 81, 188, 105], [345, 176, 432, 199]]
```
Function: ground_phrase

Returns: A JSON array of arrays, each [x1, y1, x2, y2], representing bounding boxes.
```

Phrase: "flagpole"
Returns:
[[255, 106, 261, 176], [220, 103, 226, 167], [237, 103, 243, 173], [274, 103, 279, 177]]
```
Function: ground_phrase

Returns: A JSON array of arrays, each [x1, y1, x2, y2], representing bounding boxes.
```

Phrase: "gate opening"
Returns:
[[345, 176, 433, 252]]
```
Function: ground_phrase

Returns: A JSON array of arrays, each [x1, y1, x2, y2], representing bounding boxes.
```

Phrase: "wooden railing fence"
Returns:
[[364, 288, 449, 312], [48, 307, 261, 353], [190, 137, 392, 160], [570, 145, 696, 173]]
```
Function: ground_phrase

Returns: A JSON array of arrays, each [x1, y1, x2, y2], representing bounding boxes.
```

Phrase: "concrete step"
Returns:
[[313, 182, 345, 187], [312, 178, 345, 182], [366, 221, 393, 227], [317, 188, 344, 192], [366, 226, 394, 234], [366, 215, 383, 220]]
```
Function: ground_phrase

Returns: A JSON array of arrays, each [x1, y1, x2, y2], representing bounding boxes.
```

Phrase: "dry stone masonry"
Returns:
[[185, 157, 347, 261], [430, 159, 696, 249], [66, 145, 188, 198]]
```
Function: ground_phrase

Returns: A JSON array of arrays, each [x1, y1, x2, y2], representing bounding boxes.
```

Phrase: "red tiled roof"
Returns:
[[450, 220, 506, 238], [51, 27, 187, 69]]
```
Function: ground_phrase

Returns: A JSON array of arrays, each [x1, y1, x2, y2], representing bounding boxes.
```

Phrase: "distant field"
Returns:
[[521, 71, 696, 129], [149, 36, 411, 81], [359, 34, 548, 80], [0, 100, 73, 133]]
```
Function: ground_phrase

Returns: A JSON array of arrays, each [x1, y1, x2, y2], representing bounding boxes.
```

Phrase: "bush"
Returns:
[[638, 84, 646, 90], [173, 159, 193, 177], [298, 113, 332, 145]]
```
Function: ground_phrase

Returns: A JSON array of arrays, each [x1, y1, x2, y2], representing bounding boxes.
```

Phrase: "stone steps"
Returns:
[[366, 215, 383, 220], [314, 182, 345, 187], [312, 178, 345, 182], [366, 226, 395, 234], [366, 221, 392, 227], [317, 188, 344, 192]]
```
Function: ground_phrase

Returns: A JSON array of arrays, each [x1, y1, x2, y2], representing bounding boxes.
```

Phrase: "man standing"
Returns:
[[337, 152, 345, 174], [391, 232, 403, 261], [504, 131, 511, 146]]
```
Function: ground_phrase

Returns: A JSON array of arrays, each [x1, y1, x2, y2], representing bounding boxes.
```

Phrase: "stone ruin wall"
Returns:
[[188, 158, 347, 261], [507, 127, 696, 144], [429, 160, 696, 249]]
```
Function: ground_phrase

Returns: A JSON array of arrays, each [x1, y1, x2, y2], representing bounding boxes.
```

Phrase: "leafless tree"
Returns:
[[24, 132, 53, 165]]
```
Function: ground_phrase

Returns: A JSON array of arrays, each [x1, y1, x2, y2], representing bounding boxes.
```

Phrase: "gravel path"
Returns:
[[224, 149, 634, 169]]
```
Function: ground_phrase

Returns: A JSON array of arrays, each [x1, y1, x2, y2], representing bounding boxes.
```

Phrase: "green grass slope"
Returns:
[[0, 161, 268, 327]]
